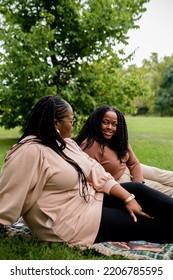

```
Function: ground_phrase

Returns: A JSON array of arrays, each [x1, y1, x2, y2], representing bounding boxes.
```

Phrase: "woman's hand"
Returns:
[[125, 199, 153, 222], [109, 184, 153, 222]]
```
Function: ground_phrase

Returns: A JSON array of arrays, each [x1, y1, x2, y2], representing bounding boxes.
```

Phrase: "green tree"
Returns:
[[128, 53, 173, 115], [155, 64, 173, 116], [0, 0, 149, 129], [141, 53, 173, 114], [125, 63, 151, 114], [69, 57, 151, 114]]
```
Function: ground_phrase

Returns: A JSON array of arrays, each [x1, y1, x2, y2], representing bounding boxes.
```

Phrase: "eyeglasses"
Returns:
[[60, 118, 76, 125]]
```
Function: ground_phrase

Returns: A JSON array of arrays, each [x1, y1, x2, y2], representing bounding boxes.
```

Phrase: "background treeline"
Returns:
[[0, 0, 172, 133], [128, 53, 173, 117]]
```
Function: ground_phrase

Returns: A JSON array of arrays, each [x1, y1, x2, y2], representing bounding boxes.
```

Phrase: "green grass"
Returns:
[[126, 116, 173, 170], [0, 235, 127, 260], [0, 117, 173, 260], [0, 127, 20, 166]]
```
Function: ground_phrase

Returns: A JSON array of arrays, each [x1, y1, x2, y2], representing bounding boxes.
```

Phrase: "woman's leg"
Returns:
[[143, 178, 173, 196], [141, 163, 173, 188], [95, 182, 173, 244], [95, 205, 173, 243], [118, 165, 173, 196], [121, 182, 173, 221]]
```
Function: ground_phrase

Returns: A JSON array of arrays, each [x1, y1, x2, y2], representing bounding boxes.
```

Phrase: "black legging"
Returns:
[[94, 182, 173, 244]]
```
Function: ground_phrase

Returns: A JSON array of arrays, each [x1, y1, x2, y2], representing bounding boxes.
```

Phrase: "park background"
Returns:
[[0, 0, 173, 260]]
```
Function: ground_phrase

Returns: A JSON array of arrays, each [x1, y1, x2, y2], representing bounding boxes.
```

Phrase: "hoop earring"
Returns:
[[56, 129, 60, 134]]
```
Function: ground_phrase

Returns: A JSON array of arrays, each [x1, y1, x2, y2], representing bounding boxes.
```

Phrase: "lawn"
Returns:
[[0, 127, 21, 167], [126, 116, 173, 171], [0, 117, 173, 260]]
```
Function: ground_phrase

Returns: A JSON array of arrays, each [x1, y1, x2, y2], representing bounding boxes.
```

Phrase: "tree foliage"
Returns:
[[155, 64, 173, 116], [128, 53, 173, 115], [0, 0, 149, 129]]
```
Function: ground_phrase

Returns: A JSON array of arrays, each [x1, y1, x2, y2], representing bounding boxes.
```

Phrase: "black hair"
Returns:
[[19, 95, 70, 150], [15, 95, 88, 201], [75, 104, 129, 161]]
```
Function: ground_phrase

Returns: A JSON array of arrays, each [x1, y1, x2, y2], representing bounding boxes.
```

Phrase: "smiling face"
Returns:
[[101, 110, 118, 140]]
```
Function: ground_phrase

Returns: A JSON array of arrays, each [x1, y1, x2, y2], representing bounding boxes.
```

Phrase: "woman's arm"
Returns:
[[126, 144, 144, 183], [0, 143, 47, 225], [86, 153, 152, 222]]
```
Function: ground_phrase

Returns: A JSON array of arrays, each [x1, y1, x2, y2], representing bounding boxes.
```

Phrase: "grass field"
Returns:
[[126, 116, 173, 171], [0, 117, 173, 260], [0, 127, 20, 167]]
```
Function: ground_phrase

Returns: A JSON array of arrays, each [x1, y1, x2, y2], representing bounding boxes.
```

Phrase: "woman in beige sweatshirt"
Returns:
[[1, 95, 173, 245]]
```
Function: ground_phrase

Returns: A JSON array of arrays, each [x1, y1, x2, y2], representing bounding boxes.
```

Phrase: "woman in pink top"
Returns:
[[1, 96, 173, 245], [75, 105, 173, 196]]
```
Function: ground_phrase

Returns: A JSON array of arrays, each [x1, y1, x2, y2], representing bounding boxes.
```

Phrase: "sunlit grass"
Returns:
[[126, 116, 173, 170]]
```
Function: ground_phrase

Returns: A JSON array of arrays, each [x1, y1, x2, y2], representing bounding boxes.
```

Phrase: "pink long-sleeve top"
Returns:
[[0, 136, 118, 246], [80, 140, 143, 182]]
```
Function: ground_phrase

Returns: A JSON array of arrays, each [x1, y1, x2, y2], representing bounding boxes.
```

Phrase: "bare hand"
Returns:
[[125, 199, 153, 222]]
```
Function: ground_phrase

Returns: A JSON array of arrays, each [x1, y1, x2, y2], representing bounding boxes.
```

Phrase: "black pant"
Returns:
[[94, 182, 173, 243]]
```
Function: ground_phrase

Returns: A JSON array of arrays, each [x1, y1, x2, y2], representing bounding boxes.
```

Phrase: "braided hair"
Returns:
[[75, 104, 129, 161], [16, 95, 88, 202]]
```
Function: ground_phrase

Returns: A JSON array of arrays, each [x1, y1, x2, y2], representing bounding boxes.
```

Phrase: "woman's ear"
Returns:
[[56, 125, 60, 134], [55, 120, 60, 134]]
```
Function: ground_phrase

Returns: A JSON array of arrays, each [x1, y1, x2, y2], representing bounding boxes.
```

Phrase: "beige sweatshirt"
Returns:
[[0, 136, 117, 246]]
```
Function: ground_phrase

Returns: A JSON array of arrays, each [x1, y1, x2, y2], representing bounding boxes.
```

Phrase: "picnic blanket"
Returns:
[[4, 218, 173, 260], [87, 240, 173, 260]]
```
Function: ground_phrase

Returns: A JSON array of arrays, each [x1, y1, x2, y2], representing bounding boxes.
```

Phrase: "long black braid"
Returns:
[[75, 104, 129, 161], [13, 95, 89, 202]]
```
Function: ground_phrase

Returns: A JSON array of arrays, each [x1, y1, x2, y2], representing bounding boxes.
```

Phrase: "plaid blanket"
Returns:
[[89, 241, 173, 260], [6, 218, 32, 238], [4, 218, 173, 260]]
